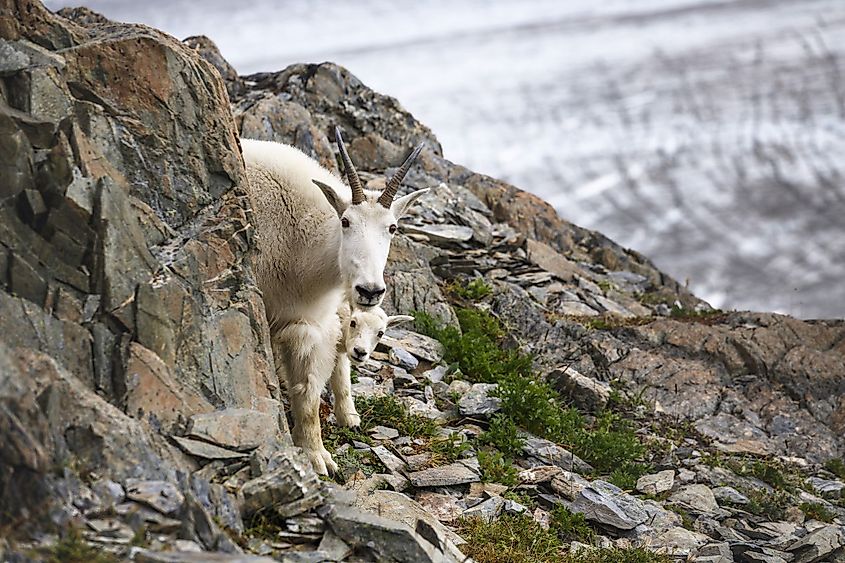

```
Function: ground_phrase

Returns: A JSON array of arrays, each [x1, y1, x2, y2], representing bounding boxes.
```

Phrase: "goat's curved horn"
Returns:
[[335, 126, 365, 205], [378, 143, 424, 208]]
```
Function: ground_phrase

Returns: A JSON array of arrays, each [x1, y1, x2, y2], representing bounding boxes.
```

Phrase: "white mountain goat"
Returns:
[[242, 128, 428, 474], [331, 302, 413, 429]]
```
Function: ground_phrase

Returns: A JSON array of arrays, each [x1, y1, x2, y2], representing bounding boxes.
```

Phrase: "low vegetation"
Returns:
[[416, 308, 649, 478], [448, 277, 493, 301], [35, 528, 118, 563], [456, 513, 672, 563], [824, 458, 845, 480]]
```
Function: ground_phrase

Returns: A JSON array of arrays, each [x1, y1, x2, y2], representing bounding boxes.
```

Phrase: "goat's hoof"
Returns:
[[304, 447, 338, 475], [337, 412, 361, 428]]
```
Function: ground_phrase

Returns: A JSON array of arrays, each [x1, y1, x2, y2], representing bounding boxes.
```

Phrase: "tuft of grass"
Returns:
[[608, 462, 651, 491], [550, 505, 595, 544], [457, 514, 564, 563], [449, 278, 493, 301], [744, 489, 792, 521], [668, 305, 724, 321], [503, 490, 536, 510], [725, 458, 803, 493], [824, 458, 845, 480], [480, 414, 524, 458], [799, 502, 836, 523], [40, 528, 119, 563], [430, 432, 471, 465], [478, 449, 519, 486], [354, 395, 437, 439], [457, 514, 671, 563]]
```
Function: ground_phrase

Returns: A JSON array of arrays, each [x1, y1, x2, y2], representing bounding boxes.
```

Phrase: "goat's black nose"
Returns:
[[353, 347, 366, 358], [355, 284, 386, 301]]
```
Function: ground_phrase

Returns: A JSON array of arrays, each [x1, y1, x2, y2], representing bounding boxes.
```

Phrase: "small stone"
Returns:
[[381, 329, 445, 363], [547, 366, 611, 411], [447, 380, 472, 397], [712, 486, 749, 505], [550, 471, 591, 500], [369, 425, 400, 440], [371, 445, 407, 474], [650, 527, 709, 557], [389, 347, 419, 370], [393, 372, 418, 388], [125, 480, 184, 516], [462, 496, 504, 523], [171, 436, 249, 460], [635, 470, 675, 495], [408, 459, 481, 488], [805, 476, 845, 499], [240, 449, 324, 518], [317, 529, 352, 562], [518, 466, 562, 484], [571, 480, 649, 530], [667, 484, 719, 514], [458, 383, 501, 416], [328, 504, 456, 563], [403, 223, 473, 244], [415, 492, 464, 524], [420, 365, 448, 383], [677, 468, 696, 483], [522, 435, 593, 474], [134, 550, 277, 562], [91, 479, 125, 506], [503, 499, 528, 514]]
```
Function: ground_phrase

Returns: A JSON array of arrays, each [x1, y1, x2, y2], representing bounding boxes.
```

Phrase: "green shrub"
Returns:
[[450, 278, 493, 301], [608, 462, 651, 491], [415, 309, 533, 384], [480, 414, 524, 458], [354, 395, 437, 439], [430, 432, 471, 464], [550, 505, 595, 543], [457, 514, 671, 563], [478, 449, 519, 486], [824, 458, 845, 480], [40, 528, 119, 563], [799, 502, 836, 523]]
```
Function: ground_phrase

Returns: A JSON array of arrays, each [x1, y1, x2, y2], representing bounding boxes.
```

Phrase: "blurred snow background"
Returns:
[[45, 0, 845, 318]]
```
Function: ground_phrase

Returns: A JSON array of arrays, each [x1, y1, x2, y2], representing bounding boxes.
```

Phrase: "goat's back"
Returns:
[[241, 139, 348, 326]]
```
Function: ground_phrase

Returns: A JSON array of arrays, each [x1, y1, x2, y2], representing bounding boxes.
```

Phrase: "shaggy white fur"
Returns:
[[331, 303, 413, 428], [241, 134, 427, 474]]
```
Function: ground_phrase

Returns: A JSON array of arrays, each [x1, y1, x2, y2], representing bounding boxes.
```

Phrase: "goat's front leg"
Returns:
[[277, 323, 338, 475], [331, 352, 361, 428]]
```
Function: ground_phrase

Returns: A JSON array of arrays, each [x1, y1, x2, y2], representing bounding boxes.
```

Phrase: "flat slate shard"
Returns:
[[327, 504, 460, 563], [787, 525, 844, 563], [570, 480, 649, 530], [402, 224, 473, 244], [134, 551, 278, 562], [407, 460, 481, 488], [240, 449, 324, 518], [187, 409, 277, 451], [171, 436, 249, 460], [458, 383, 501, 416], [522, 435, 593, 474], [381, 328, 445, 363], [125, 479, 185, 516]]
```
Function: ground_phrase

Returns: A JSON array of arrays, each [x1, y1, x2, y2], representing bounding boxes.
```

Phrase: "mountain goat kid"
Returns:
[[331, 303, 413, 428], [242, 128, 428, 474]]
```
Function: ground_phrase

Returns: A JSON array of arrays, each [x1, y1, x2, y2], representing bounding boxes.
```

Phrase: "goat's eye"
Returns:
[[350, 320, 357, 328], [377, 331, 384, 338], [341, 217, 350, 228], [388, 224, 397, 234]]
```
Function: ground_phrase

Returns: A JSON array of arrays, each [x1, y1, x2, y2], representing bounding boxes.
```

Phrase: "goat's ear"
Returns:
[[391, 187, 430, 217], [313, 179, 347, 218], [387, 314, 414, 327]]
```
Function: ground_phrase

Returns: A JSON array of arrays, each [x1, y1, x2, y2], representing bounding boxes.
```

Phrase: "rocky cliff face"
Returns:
[[1, 2, 844, 562]]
